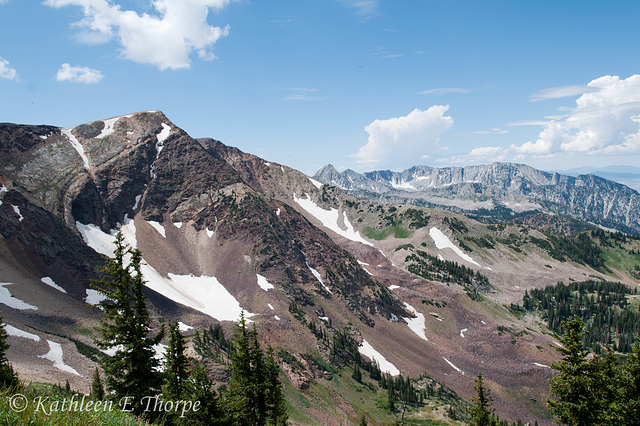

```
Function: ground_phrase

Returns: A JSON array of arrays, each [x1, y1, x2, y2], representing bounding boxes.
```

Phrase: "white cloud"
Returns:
[[44, 0, 231, 70], [530, 84, 600, 102], [418, 88, 473, 95], [469, 146, 503, 157], [0, 57, 17, 80], [337, 0, 379, 20], [470, 128, 508, 135], [56, 63, 104, 84], [514, 75, 640, 156], [352, 106, 454, 169]]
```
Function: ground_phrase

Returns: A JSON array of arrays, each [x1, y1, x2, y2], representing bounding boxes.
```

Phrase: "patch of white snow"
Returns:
[[178, 322, 193, 332], [148, 221, 166, 238], [534, 362, 550, 368], [293, 193, 373, 246], [268, 304, 274, 310], [5, 324, 40, 341], [429, 227, 480, 266], [275, 208, 281, 216], [389, 285, 400, 290], [308, 177, 323, 189], [11, 205, 23, 221], [403, 303, 428, 341], [306, 260, 332, 293], [206, 228, 214, 238], [173, 222, 183, 229], [256, 274, 274, 291], [85, 289, 109, 307], [274, 316, 281, 321], [39, 340, 81, 376], [460, 328, 468, 338], [133, 194, 142, 210], [442, 357, 464, 375], [41, 277, 66, 294], [358, 340, 400, 376], [62, 128, 90, 171], [0, 185, 6, 205], [155, 123, 171, 158], [0, 283, 38, 310]]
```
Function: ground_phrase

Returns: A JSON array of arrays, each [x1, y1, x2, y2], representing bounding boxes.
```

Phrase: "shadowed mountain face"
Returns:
[[314, 163, 640, 234], [2, 112, 639, 425]]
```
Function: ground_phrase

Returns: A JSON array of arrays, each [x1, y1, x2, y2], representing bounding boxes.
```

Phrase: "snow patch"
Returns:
[[429, 227, 480, 266], [534, 362, 550, 368], [275, 208, 281, 216], [264, 162, 271, 166], [0, 283, 38, 310], [206, 228, 214, 238], [306, 260, 332, 293], [357, 261, 369, 266], [403, 303, 428, 341], [39, 340, 81, 376], [268, 304, 274, 310], [147, 221, 166, 238], [293, 193, 373, 246], [178, 322, 193, 332], [389, 285, 400, 290], [11, 205, 23, 221], [62, 128, 90, 171], [133, 194, 142, 210], [5, 324, 40, 341], [256, 274, 274, 291], [274, 315, 281, 321], [460, 328, 468, 338], [442, 357, 464, 375], [85, 289, 109, 306], [308, 177, 323, 189], [173, 222, 183, 229], [156, 123, 171, 158], [358, 340, 400, 376], [41, 277, 66, 294], [0, 185, 6, 205]]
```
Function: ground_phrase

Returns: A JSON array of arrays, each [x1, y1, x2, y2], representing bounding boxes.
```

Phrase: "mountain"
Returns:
[[557, 165, 640, 193], [314, 163, 640, 234], [1, 112, 640, 425]]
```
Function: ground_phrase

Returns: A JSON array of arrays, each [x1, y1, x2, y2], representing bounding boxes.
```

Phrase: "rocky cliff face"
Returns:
[[315, 163, 640, 234]]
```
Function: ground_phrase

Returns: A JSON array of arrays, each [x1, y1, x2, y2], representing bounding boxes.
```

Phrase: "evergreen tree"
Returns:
[[469, 372, 495, 426], [619, 339, 640, 424], [164, 321, 190, 400], [0, 315, 18, 389], [90, 368, 105, 400], [546, 317, 600, 426], [182, 360, 226, 425], [227, 312, 287, 425], [93, 232, 164, 416]]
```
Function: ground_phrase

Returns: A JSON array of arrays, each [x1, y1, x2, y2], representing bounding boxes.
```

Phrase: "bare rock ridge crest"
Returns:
[[314, 162, 640, 234]]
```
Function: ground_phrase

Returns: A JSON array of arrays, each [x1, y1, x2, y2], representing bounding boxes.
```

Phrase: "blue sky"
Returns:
[[2, 1, 640, 176]]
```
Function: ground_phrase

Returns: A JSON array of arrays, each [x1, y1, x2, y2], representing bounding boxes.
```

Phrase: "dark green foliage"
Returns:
[[226, 313, 288, 425], [529, 232, 604, 269], [182, 360, 226, 425], [405, 249, 491, 296], [443, 216, 468, 234], [0, 315, 19, 389], [193, 323, 231, 363], [92, 232, 164, 416], [90, 368, 104, 401], [403, 208, 430, 229], [163, 321, 190, 400], [523, 280, 640, 353], [469, 372, 496, 426]]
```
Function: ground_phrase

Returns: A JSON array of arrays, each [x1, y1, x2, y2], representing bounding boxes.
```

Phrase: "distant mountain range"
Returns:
[[556, 166, 640, 192], [314, 163, 640, 234]]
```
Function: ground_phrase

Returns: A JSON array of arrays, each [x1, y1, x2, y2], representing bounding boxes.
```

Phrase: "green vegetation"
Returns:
[[363, 223, 411, 240], [529, 232, 604, 269], [522, 280, 640, 353], [403, 208, 431, 229], [547, 317, 640, 425], [405, 249, 491, 299]]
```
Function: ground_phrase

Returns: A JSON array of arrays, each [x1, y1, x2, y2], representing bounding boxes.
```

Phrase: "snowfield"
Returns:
[[293, 193, 373, 246], [429, 227, 480, 266], [77, 219, 253, 322], [256, 274, 274, 291], [147, 221, 166, 238], [11, 205, 23, 221], [41, 277, 67, 293], [155, 123, 171, 158], [308, 177, 324, 189], [0, 283, 38, 310], [62, 128, 91, 171], [85, 289, 109, 306], [39, 340, 81, 376], [403, 302, 428, 341], [442, 357, 465, 375], [178, 322, 193, 332], [358, 340, 400, 376], [5, 324, 40, 341], [305, 259, 332, 293]]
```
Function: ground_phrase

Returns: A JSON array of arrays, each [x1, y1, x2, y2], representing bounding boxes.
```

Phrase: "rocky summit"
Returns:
[[1, 112, 640, 425], [315, 163, 640, 234]]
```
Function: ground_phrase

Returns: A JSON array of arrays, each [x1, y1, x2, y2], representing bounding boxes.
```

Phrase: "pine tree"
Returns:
[[164, 321, 190, 400], [0, 315, 18, 389], [546, 317, 600, 426], [182, 360, 226, 425], [619, 339, 640, 423], [469, 372, 495, 426], [264, 346, 288, 425], [93, 232, 164, 416], [90, 368, 105, 400]]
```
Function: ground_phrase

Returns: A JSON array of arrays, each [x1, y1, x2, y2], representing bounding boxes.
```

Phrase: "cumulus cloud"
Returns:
[[56, 63, 104, 84], [44, 0, 231, 70], [0, 57, 17, 80], [352, 106, 454, 169]]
